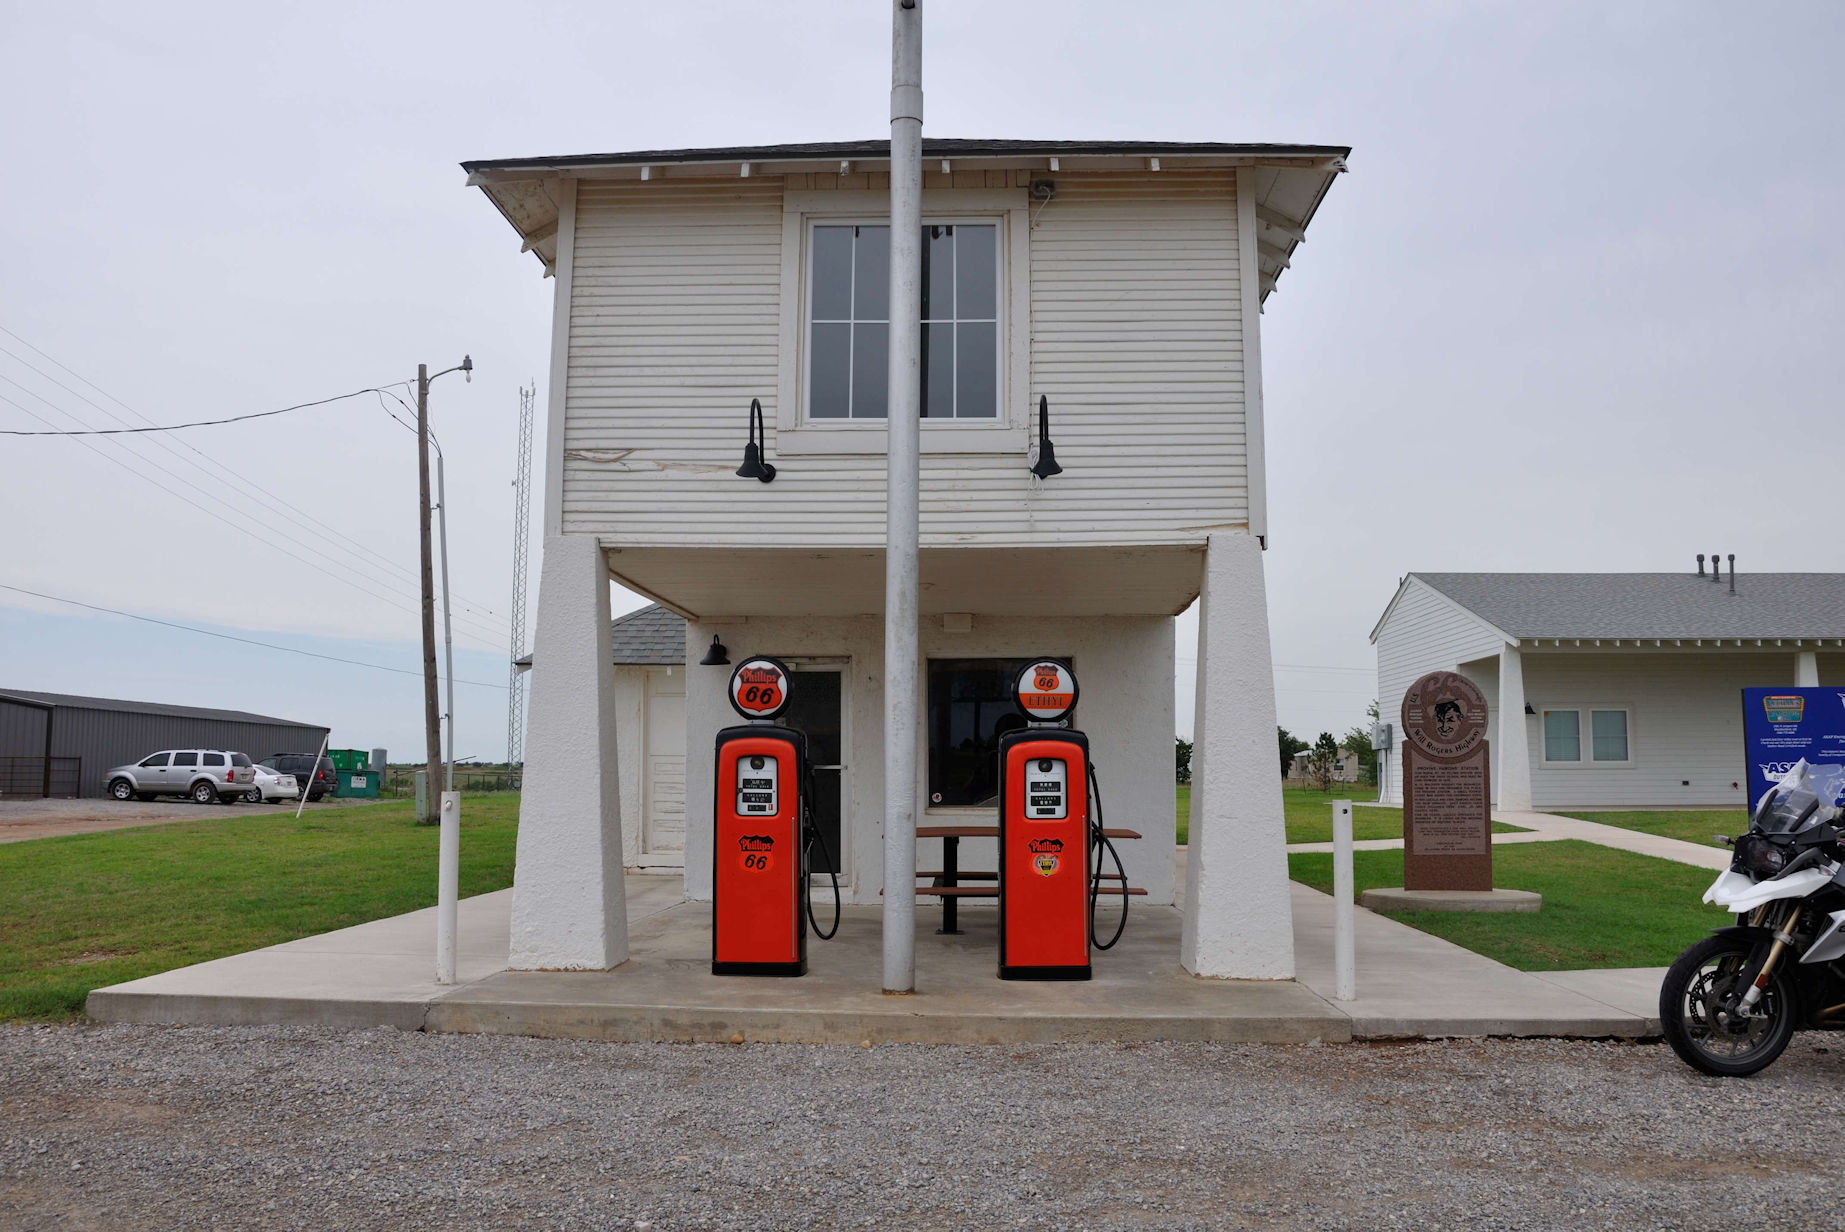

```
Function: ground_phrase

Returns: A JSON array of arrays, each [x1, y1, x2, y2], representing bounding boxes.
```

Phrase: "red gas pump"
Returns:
[[712, 656, 839, 976], [997, 659, 1127, 980]]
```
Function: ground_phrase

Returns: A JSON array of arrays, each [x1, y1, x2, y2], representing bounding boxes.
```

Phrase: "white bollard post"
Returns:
[[436, 791, 460, 984], [1332, 799, 1356, 1002]]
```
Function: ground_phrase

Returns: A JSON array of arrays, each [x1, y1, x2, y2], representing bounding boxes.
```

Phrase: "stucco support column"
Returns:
[[509, 534, 628, 970], [1796, 650, 1820, 687], [1496, 642, 1534, 813], [1182, 531, 1294, 980]]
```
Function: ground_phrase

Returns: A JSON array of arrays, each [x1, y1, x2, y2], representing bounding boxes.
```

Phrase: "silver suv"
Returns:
[[104, 750, 256, 804]]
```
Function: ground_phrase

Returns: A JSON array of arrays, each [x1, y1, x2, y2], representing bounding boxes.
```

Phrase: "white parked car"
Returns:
[[245, 763, 301, 804]]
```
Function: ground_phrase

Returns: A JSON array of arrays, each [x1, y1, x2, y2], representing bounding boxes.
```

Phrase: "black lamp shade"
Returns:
[[736, 398, 776, 483], [698, 636, 731, 666], [1030, 394, 1063, 479]]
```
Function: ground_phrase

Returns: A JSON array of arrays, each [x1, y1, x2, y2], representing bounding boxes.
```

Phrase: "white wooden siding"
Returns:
[[1373, 577, 1506, 801], [559, 172, 1249, 547]]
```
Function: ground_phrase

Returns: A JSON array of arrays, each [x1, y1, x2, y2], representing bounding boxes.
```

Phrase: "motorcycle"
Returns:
[[1661, 759, 1845, 1076]]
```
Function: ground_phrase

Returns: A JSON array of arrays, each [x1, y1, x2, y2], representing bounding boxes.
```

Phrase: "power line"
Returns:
[[0, 381, 397, 435], [0, 325, 508, 631], [0, 581, 508, 690], [0, 386, 506, 652]]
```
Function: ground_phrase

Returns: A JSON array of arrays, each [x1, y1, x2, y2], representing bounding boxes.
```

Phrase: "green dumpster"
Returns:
[[333, 768, 380, 798], [328, 748, 369, 772]]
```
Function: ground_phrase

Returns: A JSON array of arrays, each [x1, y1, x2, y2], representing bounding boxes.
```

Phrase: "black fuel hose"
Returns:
[[1087, 762, 1128, 951], [803, 791, 841, 940]]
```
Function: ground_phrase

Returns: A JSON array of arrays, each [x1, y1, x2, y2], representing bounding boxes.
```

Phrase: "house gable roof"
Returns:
[[1404, 573, 1845, 642], [609, 604, 686, 665]]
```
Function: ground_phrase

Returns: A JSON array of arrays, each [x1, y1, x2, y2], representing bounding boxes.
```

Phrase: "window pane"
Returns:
[[810, 323, 851, 418], [1591, 710, 1629, 761], [1544, 710, 1580, 762], [811, 226, 854, 320], [232, 753, 252, 767], [927, 658, 1045, 807], [955, 322, 997, 418], [923, 225, 954, 321], [922, 321, 954, 418], [139, 753, 169, 768], [852, 225, 889, 321], [956, 224, 997, 319], [173, 752, 198, 766], [203, 752, 225, 766], [851, 322, 889, 418]]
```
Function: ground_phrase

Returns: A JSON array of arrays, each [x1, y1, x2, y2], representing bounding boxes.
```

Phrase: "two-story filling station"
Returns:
[[465, 135, 1346, 986]]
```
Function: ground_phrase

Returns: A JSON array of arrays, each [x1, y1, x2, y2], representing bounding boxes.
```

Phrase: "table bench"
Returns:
[[915, 824, 1144, 934]]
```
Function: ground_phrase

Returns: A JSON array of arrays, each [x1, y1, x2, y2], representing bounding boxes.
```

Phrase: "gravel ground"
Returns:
[[3, 1024, 1841, 1230], [0, 796, 369, 844]]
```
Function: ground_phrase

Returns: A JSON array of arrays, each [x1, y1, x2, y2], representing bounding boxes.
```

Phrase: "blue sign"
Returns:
[[1742, 687, 1845, 806]]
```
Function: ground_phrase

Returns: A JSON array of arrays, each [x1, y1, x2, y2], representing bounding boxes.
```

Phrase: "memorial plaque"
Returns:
[[1400, 671, 1494, 891]]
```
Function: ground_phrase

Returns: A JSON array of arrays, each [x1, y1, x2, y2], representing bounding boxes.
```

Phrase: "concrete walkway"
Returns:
[[1288, 807, 1731, 871], [89, 868, 1665, 1043]]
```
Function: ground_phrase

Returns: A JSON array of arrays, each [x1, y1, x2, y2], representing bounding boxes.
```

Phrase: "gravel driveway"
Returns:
[[0, 796, 371, 844], [4, 1025, 1841, 1229]]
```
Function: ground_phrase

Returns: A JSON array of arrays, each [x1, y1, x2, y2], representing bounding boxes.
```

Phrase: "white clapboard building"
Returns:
[[468, 139, 1347, 977], [1371, 568, 1845, 810]]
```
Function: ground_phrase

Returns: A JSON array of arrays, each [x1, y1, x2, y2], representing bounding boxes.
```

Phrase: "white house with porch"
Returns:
[[1371, 569, 1845, 810], [467, 137, 1347, 980]]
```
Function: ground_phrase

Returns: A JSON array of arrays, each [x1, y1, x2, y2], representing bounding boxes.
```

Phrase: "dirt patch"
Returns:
[[0, 797, 373, 844]]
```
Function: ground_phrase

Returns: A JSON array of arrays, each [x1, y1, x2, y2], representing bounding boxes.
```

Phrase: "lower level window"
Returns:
[[926, 658, 1047, 808], [1542, 708, 1630, 764]]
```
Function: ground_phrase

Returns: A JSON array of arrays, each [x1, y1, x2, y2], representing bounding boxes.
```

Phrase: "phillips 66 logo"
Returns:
[[729, 656, 791, 719]]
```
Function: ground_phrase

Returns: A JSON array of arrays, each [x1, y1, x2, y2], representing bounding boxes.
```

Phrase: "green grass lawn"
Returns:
[[0, 794, 520, 1022], [1552, 808, 1748, 850], [1176, 783, 1526, 845], [1289, 840, 1727, 970]]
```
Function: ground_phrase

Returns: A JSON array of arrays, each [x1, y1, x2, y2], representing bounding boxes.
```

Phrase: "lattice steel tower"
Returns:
[[505, 383, 535, 766]]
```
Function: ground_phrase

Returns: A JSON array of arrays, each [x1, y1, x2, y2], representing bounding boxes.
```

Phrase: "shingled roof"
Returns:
[[609, 604, 685, 665], [1397, 573, 1845, 642]]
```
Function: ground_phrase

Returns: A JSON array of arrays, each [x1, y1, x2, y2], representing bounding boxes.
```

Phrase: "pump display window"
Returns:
[[927, 658, 1072, 808]]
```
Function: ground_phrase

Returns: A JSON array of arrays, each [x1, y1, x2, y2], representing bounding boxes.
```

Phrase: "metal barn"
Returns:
[[0, 689, 329, 799]]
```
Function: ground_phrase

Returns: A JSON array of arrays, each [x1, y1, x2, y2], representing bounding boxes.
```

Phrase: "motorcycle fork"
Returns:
[[1737, 901, 1803, 1013]]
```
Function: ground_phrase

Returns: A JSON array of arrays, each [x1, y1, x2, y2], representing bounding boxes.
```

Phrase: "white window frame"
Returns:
[[1539, 706, 1635, 768], [776, 188, 1030, 456]]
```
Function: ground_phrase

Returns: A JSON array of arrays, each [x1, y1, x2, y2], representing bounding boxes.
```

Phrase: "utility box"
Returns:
[[415, 769, 429, 822]]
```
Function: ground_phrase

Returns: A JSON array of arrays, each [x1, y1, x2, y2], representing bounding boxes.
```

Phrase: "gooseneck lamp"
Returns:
[[735, 397, 777, 483], [1029, 394, 1063, 479]]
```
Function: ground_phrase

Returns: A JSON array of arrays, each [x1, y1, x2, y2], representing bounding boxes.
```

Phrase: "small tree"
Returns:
[[1278, 726, 1308, 778], [1306, 731, 1340, 793], [1175, 736, 1193, 784]]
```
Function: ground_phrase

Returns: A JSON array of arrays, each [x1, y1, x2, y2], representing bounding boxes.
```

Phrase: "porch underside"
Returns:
[[603, 543, 1207, 619]]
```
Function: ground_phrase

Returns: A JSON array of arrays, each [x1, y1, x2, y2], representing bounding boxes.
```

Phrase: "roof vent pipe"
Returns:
[[1697, 553, 1705, 577], [1729, 554, 1736, 595], [1711, 551, 1721, 583]]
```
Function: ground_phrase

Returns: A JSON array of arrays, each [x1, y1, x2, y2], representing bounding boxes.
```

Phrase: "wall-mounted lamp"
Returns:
[[698, 636, 731, 666], [735, 398, 777, 483], [1029, 394, 1062, 479], [1523, 704, 1536, 715]]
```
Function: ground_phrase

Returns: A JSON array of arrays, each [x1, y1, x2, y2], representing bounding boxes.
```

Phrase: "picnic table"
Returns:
[[914, 824, 1144, 934]]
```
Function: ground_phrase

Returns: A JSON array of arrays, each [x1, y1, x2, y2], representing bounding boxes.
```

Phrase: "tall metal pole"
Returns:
[[882, 0, 923, 995], [437, 450, 456, 791], [417, 364, 442, 819]]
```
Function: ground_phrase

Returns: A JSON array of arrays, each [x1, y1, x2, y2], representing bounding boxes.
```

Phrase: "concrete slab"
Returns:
[[1287, 883, 1652, 1039], [1359, 887, 1542, 913], [431, 900, 1346, 1045], [1533, 967, 1668, 1031]]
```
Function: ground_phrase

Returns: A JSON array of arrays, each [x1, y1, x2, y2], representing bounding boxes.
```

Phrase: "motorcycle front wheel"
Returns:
[[1660, 934, 1798, 1077]]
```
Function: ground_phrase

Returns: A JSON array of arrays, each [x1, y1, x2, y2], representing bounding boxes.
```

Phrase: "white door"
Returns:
[[643, 668, 686, 854]]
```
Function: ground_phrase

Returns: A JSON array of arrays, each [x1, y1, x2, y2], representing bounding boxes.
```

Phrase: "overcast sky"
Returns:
[[2, 1, 1840, 759]]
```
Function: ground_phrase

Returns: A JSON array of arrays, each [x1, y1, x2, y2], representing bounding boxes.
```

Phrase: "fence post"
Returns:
[[1332, 798, 1356, 1002]]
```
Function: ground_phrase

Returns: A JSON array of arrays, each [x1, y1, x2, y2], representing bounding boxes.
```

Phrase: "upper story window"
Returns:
[[807, 221, 1000, 422]]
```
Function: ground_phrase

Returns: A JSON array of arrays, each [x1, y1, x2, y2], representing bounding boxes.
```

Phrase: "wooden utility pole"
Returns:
[[417, 363, 442, 820]]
